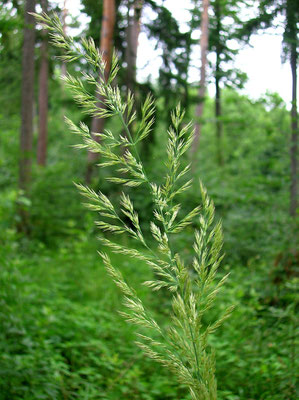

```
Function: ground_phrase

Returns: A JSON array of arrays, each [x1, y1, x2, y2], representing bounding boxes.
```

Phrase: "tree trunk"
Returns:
[[125, 0, 142, 94], [290, 45, 298, 217], [192, 0, 210, 155], [19, 0, 35, 191], [122, 0, 142, 154], [215, 69, 223, 166], [37, 0, 49, 166], [86, 0, 116, 183], [61, 0, 67, 77], [215, 0, 223, 166]]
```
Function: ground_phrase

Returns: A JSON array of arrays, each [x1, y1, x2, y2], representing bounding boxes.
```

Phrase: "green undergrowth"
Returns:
[[1, 236, 297, 400], [1, 237, 185, 400]]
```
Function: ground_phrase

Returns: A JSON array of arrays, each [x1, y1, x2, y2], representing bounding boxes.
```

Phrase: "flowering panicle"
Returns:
[[34, 11, 234, 400]]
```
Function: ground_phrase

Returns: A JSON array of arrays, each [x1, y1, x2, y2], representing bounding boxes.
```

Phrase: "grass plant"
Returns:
[[33, 12, 234, 400]]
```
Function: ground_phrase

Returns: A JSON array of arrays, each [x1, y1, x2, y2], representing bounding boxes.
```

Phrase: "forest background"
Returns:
[[0, 0, 298, 399]]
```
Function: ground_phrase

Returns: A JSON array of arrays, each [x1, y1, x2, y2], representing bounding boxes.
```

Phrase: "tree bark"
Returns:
[[37, 0, 49, 166], [215, 67, 223, 166], [192, 0, 210, 155], [125, 0, 142, 94], [19, 0, 35, 190], [61, 0, 67, 77], [86, 0, 116, 183], [122, 0, 143, 154], [215, 0, 223, 166], [290, 45, 298, 217]]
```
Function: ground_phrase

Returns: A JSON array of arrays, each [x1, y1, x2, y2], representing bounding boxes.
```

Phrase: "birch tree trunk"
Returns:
[[192, 0, 210, 156], [37, 0, 49, 166], [86, 0, 116, 183]]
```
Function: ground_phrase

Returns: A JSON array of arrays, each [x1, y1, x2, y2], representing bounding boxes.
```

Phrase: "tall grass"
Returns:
[[33, 12, 234, 399]]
